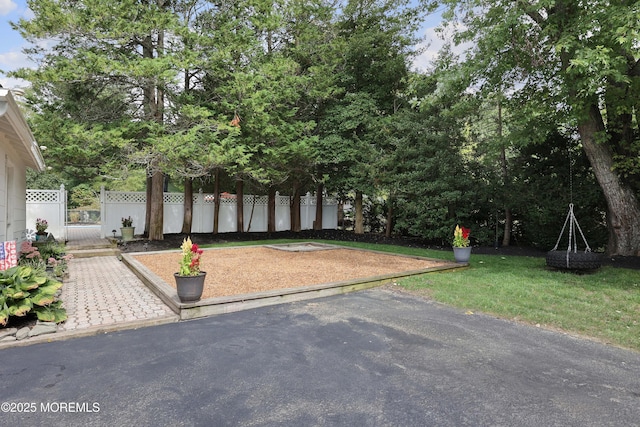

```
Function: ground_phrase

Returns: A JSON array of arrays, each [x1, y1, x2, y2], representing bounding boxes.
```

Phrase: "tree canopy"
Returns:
[[13, 0, 640, 254]]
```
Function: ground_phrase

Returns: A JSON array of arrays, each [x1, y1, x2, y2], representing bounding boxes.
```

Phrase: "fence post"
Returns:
[[100, 186, 105, 238], [59, 184, 67, 241]]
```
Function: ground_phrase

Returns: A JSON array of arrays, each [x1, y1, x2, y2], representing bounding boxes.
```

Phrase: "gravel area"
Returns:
[[133, 246, 449, 300]]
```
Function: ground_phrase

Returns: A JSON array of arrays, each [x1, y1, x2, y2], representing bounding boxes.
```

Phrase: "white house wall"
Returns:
[[0, 151, 6, 242], [0, 89, 45, 246], [1, 148, 29, 243], [11, 164, 28, 242]]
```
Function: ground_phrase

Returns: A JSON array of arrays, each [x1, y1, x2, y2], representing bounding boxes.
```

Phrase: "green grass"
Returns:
[[201, 239, 640, 351]]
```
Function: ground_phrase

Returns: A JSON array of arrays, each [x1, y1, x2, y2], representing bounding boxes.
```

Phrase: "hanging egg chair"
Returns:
[[546, 203, 601, 271]]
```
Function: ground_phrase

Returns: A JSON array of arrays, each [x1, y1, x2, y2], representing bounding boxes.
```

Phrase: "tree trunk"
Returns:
[[314, 184, 324, 230], [144, 174, 152, 236], [141, 24, 165, 241], [385, 197, 393, 238], [148, 170, 164, 241], [246, 195, 256, 232], [502, 207, 512, 247], [236, 179, 244, 233], [498, 98, 512, 247], [578, 104, 640, 256], [291, 182, 301, 232], [268, 187, 276, 233], [213, 168, 220, 235], [354, 191, 364, 234], [181, 177, 193, 234]]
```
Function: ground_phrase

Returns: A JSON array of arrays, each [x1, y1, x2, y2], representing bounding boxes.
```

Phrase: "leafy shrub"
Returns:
[[0, 266, 67, 326], [35, 241, 66, 261], [19, 241, 46, 270], [20, 241, 72, 279]]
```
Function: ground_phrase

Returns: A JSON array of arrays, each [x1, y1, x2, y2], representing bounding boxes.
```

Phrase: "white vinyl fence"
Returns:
[[101, 188, 338, 239], [26, 185, 68, 241]]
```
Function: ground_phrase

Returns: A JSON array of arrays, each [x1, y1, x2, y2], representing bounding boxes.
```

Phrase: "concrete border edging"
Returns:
[[121, 243, 466, 320]]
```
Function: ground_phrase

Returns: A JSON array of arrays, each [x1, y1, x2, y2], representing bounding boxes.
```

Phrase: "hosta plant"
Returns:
[[0, 265, 67, 326]]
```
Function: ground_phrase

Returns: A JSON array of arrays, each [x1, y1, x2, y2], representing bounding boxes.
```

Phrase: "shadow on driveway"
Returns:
[[1, 287, 639, 426]]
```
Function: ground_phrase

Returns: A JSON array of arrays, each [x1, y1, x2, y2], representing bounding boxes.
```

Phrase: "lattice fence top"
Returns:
[[276, 195, 290, 205], [102, 191, 333, 207], [164, 193, 185, 204], [220, 196, 236, 205], [198, 194, 239, 204], [26, 190, 61, 203], [105, 192, 147, 203], [301, 196, 338, 205], [243, 195, 269, 205]]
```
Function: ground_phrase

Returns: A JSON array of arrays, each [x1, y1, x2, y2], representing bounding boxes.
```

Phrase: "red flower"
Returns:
[[461, 227, 470, 239], [180, 237, 204, 276]]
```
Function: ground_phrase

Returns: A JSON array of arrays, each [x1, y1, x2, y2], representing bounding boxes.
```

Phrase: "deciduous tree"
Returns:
[[438, 0, 640, 255]]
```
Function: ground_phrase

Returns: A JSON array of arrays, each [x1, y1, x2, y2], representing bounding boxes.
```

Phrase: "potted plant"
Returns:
[[120, 216, 135, 242], [452, 225, 471, 263], [174, 237, 206, 303], [35, 218, 48, 241]]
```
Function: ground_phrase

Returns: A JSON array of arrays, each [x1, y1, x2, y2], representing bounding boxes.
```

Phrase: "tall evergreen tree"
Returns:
[[316, 0, 421, 233], [12, 0, 191, 240]]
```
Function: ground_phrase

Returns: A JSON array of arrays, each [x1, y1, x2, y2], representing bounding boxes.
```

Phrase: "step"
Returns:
[[68, 248, 121, 258], [66, 243, 115, 251]]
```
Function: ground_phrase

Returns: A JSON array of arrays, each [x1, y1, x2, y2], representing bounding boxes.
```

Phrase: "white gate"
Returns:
[[26, 184, 68, 241]]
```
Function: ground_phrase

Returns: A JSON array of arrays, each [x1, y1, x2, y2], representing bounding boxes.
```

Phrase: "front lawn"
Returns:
[[355, 243, 640, 351], [202, 239, 640, 351]]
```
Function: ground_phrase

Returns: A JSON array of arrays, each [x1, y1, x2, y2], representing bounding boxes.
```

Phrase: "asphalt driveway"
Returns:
[[1, 287, 639, 426]]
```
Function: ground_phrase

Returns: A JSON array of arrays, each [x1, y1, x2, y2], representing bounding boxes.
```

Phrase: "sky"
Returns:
[[0, 0, 451, 90], [0, 0, 32, 88]]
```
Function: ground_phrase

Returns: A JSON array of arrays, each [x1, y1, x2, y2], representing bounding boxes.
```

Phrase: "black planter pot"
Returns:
[[174, 272, 206, 303]]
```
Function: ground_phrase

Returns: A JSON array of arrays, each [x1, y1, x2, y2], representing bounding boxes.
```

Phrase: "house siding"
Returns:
[[1, 150, 28, 243], [0, 89, 44, 247], [0, 151, 6, 242]]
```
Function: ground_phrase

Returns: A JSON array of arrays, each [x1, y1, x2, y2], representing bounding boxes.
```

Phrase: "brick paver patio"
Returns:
[[58, 256, 175, 331], [53, 226, 177, 333]]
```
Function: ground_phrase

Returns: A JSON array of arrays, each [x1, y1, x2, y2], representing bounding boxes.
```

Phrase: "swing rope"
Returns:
[[551, 203, 592, 254], [549, 144, 593, 268]]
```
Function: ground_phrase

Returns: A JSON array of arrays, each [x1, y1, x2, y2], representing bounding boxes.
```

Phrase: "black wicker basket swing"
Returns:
[[546, 203, 601, 270]]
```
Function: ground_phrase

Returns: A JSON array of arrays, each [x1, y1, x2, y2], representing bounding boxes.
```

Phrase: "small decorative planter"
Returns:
[[174, 272, 206, 303], [120, 226, 135, 242], [453, 247, 471, 263], [36, 233, 47, 241]]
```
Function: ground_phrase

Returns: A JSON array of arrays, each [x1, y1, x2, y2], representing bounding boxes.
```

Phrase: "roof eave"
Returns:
[[0, 89, 45, 172]]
